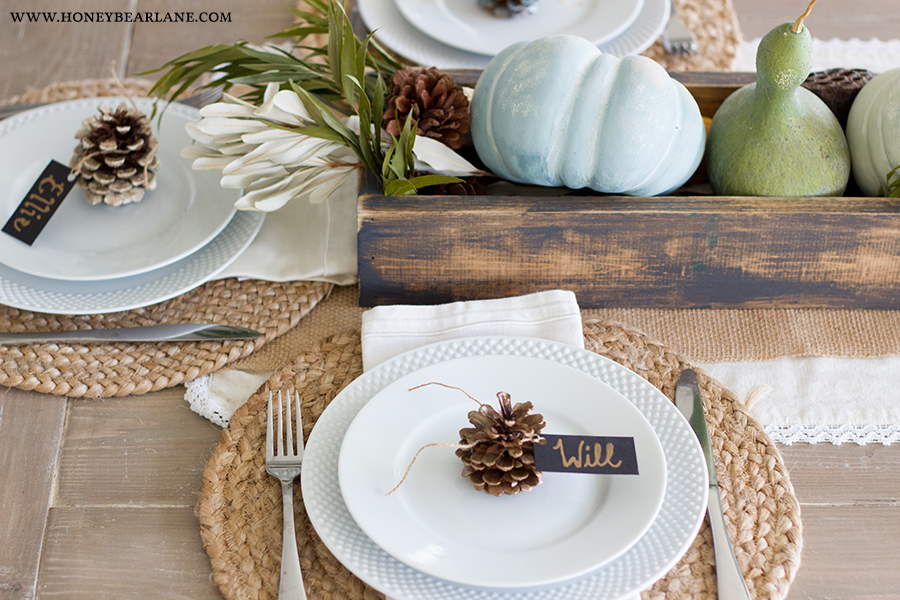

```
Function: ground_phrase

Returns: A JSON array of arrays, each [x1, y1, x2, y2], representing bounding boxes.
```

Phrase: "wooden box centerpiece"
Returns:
[[357, 71, 900, 309]]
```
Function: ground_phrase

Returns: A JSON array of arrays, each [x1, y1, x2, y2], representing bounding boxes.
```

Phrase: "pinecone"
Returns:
[[477, 0, 540, 18], [383, 67, 471, 149], [456, 392, 546, 496], [802, 68, 876, 130], [69, 103, 160, 206]]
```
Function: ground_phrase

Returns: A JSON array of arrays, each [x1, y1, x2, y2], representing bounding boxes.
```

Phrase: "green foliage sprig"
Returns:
[[144, 0, 460, 194], [881, 164, 900, 198]]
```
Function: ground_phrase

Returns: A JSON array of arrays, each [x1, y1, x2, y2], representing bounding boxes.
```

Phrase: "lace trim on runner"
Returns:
[[185, 375, 231, 428], [735, 37, 900, 72], [765, 424, 900, 446]]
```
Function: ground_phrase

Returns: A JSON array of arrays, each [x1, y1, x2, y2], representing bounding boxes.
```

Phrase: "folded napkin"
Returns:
[[183, 172, 357, 425], [360, 289, 585, 371], [184, 289, 584, 425], [212, 170, 359, 285]]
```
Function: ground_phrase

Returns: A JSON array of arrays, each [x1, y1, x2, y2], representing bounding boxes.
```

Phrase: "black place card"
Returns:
[[534, 434, 639, 475], [2, 160, 76, 245]]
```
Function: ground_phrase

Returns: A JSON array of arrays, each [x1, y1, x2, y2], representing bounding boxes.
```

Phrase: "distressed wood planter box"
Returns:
[[357, 71, 900, 309]]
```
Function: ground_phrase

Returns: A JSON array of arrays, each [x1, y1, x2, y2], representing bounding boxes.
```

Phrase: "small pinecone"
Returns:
[[383, 67, 471, 149], [69, 103, 160, 206], [456, 392, 546, 496], [802, 68, 876, 130], [477, 0, 540, 18], [417, 174, 488, 196]]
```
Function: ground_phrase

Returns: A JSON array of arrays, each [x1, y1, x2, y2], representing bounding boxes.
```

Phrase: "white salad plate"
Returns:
[[339, 354, 666, 588], [394, 0, 643, 57], [357, 0, 669, 69], [0, 97, 238, 281], [303, 337, 708, 600], [0, 210, 263, 315]]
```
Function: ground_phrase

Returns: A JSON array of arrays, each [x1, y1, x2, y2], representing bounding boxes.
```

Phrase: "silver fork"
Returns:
[[266, 389, 308, 600], [661, 0, 698, 56]]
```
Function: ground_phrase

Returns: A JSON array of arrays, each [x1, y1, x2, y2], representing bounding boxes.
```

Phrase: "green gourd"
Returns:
[[707, 0, 850, 197]]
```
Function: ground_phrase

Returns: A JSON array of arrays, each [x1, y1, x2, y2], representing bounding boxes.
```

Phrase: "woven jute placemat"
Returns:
[[1, 77, 156, 105], [643, 0, 742, 72], [0, 279, 333, 397], [198, 321, 802, 600]]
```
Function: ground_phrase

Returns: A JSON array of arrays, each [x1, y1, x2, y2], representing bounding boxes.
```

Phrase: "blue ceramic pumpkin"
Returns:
[[470, 35, 705, 196]]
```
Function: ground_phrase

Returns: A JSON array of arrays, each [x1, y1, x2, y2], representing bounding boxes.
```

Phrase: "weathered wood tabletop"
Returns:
[[1, 1, 900, 599]]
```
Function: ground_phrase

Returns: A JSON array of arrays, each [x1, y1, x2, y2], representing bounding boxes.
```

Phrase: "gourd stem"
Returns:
[[791, 0, 818, 33]]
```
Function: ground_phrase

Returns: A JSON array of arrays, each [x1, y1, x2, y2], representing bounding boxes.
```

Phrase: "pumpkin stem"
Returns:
[[791, 0, 818, 33]]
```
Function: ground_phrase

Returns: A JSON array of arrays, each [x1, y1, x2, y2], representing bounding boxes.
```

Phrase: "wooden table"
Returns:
[[2, 1, 900, 598]]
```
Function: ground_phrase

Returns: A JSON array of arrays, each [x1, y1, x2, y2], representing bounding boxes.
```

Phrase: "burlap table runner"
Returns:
[[234, 286, 900, 376], [198, 321, 802, 600], [0, 79, 335, 398]]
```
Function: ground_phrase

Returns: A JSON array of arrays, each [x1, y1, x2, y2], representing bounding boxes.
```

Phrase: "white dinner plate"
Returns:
[[303, 337, 708, 600], [357, 0, 669, 69], [339, 354, 666, 588], [0, 210, 263, 315], [395, 0, 643, 57], [0, 97, 238, 281]]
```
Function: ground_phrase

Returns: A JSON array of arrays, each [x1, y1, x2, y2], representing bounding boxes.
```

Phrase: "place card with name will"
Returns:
[[534, 434, 639, 475], [2, 160, 76, 245]]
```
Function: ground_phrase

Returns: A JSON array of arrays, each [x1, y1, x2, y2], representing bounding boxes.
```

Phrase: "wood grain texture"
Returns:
[[785, 506, 900, 599], [125, 0, 298, 76], [731, 0, 900, 41], [36, 506, 220, 600], [55, 388, 223, 507], [358, 74, 900, 309], [358, 191, 900, 308], [0, 0, 133, 101], [0, 389, 66, 600], [780, 443, 900, 506]]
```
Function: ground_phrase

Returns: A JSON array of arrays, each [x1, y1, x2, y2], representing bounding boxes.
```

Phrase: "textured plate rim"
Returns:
[[0, 210, 264, 315], [356, 0, 668, 68]]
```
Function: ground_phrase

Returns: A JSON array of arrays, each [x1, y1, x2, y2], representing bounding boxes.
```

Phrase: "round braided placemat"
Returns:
[[1, 77, 156, 105], [643, 0, 742, 72], [198, 320, 802, 600], [0, 279, 332, 397]]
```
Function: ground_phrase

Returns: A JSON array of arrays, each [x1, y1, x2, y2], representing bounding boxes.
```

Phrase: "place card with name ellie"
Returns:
[[2, 160, 76, 245]]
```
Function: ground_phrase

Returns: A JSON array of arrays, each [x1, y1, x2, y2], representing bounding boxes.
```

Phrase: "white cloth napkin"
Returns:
[[360, 289, 585, 371], [212, 170, 359, 285]]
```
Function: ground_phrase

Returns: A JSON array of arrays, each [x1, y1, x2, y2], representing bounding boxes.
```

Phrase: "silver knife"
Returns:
[[675, 368, 753, 600], [0, 323, 261, 345]]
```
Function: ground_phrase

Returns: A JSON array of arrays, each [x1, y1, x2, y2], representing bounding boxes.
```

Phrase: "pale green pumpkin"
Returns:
[[846, 67, 900, 196], [707, 3, 850, 197], [469, 35, 705, 196]]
